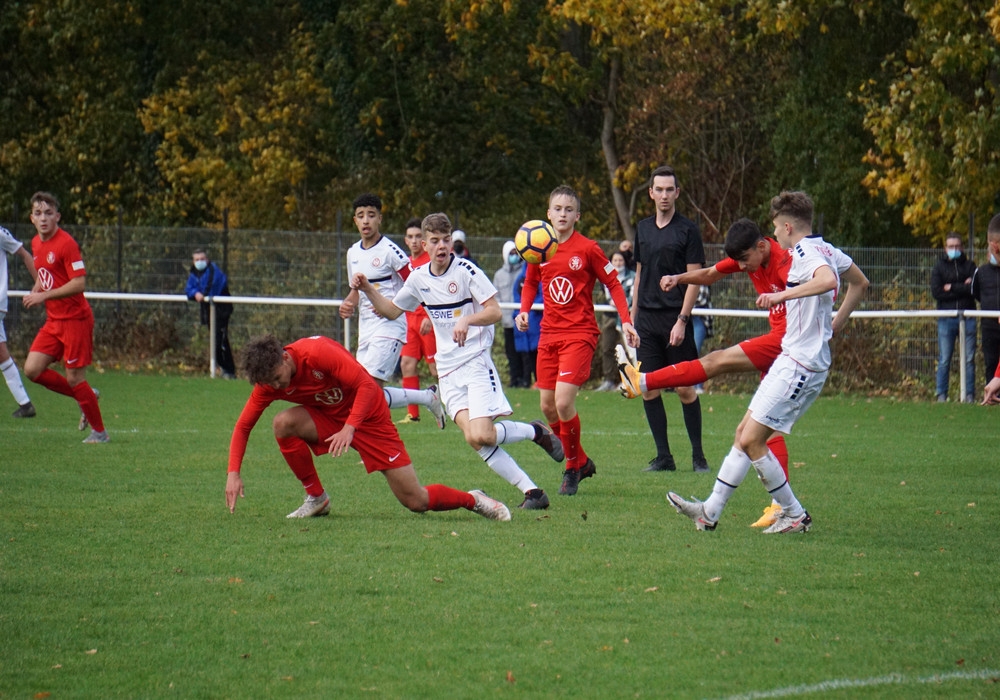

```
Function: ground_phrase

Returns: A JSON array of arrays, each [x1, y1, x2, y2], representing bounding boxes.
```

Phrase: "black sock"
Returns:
[[682, 396, 705, 460], [642, 396, 671, 458]]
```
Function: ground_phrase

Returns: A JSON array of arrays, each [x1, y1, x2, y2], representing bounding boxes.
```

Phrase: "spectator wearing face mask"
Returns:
[[186, 248, 236, 379], [931, 232, 977, 403], [494, 240, 525, 387], [451, 230, 479, 268]]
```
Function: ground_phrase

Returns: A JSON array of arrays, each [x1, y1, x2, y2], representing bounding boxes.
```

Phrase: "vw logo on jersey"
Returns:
[[37, 268, 54, 291], [548, 276, 574, 305], [47, 252, 56, 265], [312, 369, 325, 381], [315, 388, 343, 405], [569, 255, 584, 271], [448, 282, 458, 294]]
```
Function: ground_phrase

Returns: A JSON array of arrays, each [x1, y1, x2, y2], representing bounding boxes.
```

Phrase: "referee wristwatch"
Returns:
[[678, 314, 690, 324]]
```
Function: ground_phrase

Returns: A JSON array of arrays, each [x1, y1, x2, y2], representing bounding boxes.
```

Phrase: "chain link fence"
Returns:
[[0, 221, 986, 397]]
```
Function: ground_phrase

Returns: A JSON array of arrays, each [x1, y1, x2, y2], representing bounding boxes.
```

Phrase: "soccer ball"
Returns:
[[514, 220, 558, 264]]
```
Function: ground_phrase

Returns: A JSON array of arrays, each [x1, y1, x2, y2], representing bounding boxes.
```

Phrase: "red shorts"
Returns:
[[30, 315, 95, 369], [739, 330, 784, 375], [303, 406, 411, 473], [536, 337, 597, 390], [401, 313, 436, 362]]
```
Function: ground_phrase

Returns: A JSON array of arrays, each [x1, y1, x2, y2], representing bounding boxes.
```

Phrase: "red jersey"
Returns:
[[407, 251, 431, 325], [520, 231, 632, 345], [31, 228, 92, 321], [715, 238, 791, 334], [228, 336, 386, 472]]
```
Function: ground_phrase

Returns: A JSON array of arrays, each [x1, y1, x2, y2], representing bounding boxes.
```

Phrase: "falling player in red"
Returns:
[[225, 334, 511, 521], [22, 192, 107, 444], [516, 185, 639, 496], [397, 217, 437, 424]]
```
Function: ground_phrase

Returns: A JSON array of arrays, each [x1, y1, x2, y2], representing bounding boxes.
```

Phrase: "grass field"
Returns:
[[2, 372, 999, 699]]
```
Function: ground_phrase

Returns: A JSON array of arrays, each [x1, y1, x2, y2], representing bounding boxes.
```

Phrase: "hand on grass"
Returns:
[[226, 472, 245, 513]]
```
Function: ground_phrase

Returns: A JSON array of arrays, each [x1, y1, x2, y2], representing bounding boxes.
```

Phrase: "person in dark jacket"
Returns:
[[931, 232, 977, 402], [186, 248, 236, 378], [512, 262, 541, 388], [973, 218, 1000, 388]]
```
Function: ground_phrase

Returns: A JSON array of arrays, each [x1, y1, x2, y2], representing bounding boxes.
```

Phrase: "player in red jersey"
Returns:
[[225, 334, 511, 521], [516, 185, 639, 496], [397, 217, 438, 424], [617, 218, 793, 526], [21, 192, 107, 444]]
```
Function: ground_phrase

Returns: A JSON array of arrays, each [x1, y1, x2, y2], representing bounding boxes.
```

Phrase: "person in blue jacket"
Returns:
[[512, 262, 541, 388], [186, 248, 236, 378]]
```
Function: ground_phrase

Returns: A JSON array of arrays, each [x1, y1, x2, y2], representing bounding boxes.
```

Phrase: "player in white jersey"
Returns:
[[0, 225, 37, 417], [351, 212, 565, 510], [338, 193, 447, 428], [668, 191, 868, 534]]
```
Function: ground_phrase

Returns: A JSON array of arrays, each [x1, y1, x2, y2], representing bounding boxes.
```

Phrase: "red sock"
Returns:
[[402, 375, 420, 419], [425, 484, 476, 511], [767, 434, 790, 480], [549, 419, 562, 440], [562, 414, 582, 470], [646, 360, 708, 391], [277, 435, 324, 495], [645, 360, 709, 391], [33, 368, 75, 397], [72, 381, 104, 432]]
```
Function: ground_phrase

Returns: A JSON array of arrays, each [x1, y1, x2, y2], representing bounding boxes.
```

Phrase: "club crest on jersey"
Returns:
[[371, 257, 382, 268], [37, 268, 54, 290], [315, 388, 343, 405], [47, 252, 56, 264], [569, 255, 583, 271], [548, 276, 574, 305], [448, 282, 458, 294], [312, 369, 325, 381]]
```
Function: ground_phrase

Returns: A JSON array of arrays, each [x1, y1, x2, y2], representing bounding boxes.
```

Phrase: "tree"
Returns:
[[860, 0, 1000, 243]]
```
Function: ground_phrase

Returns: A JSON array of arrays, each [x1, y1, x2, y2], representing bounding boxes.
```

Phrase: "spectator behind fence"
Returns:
[[186, 248, 236, 379], [973, 216, 1000, 386], [451, 229, 479, 267], [493, 240, 525, 388], [512, 261, 540, 388], [595, 251, 635, 391], [931, 232, 977, 403]]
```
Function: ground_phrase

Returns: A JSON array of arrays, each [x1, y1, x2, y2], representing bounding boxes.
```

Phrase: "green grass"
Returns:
[[2, 374, 999, 699]]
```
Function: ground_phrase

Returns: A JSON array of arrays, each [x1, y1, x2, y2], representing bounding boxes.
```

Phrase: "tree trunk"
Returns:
[[601, 53, 634, 241]]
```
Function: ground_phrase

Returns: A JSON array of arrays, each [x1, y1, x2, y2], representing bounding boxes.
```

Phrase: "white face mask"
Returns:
[[614, 265, 626, 275], [194, 260, 208, 271]]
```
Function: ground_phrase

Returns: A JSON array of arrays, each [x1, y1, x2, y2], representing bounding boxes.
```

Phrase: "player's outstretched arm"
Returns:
[[757, 265, 837, 309], [660, 266, 722, 293], [226, 472, 245, 513], [831, 263, 870, 335]]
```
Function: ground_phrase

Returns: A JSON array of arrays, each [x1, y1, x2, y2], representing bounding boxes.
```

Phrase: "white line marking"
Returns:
[[715, 668, 1000, 700]]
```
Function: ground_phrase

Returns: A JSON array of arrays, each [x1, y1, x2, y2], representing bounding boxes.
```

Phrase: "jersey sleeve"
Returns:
[[519, 264, 540, 312], [471, 267, 499, 304], [714, 257, 741, 275], [227, 390, 272, 473], [62, 235, 87, 280], [393, 275, 422, 312], [0, 227, 22, 255], [593, 247, 632, 323]]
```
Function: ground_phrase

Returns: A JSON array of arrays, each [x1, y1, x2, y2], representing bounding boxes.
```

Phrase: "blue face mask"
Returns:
[[946, 249, 961, 260], [991, 253, 998, 266], [194, 260, 208, 271], [508, 254, 521, 265]]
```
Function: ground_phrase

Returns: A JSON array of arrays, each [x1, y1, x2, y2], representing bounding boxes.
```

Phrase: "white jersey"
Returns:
[[347, 235, 410, 343], [393, 255, 498, 376], [0, 226, 25, 313], [782, 235, 854, 372]]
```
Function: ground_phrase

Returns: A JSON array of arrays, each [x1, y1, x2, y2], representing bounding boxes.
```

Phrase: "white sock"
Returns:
[[1, 357, 30, 405], [476, 444, 537, 492], [704, 446, 751, 522], [751, 450, 803, 517], [494, 420, 537, 445], [383, 386, 434, 409]]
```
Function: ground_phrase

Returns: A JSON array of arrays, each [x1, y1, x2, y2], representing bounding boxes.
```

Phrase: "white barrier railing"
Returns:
[[8, 290, 994, 387]]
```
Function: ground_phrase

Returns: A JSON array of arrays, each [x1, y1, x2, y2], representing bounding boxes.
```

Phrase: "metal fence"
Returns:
[[0, 222, 990, 396]]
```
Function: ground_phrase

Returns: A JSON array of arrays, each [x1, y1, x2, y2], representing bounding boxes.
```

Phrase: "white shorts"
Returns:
[[439, 352, 512, 421], [357, 336, 403, 382], [0, 312, 6, 343], [747, 353, 828, 435]]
